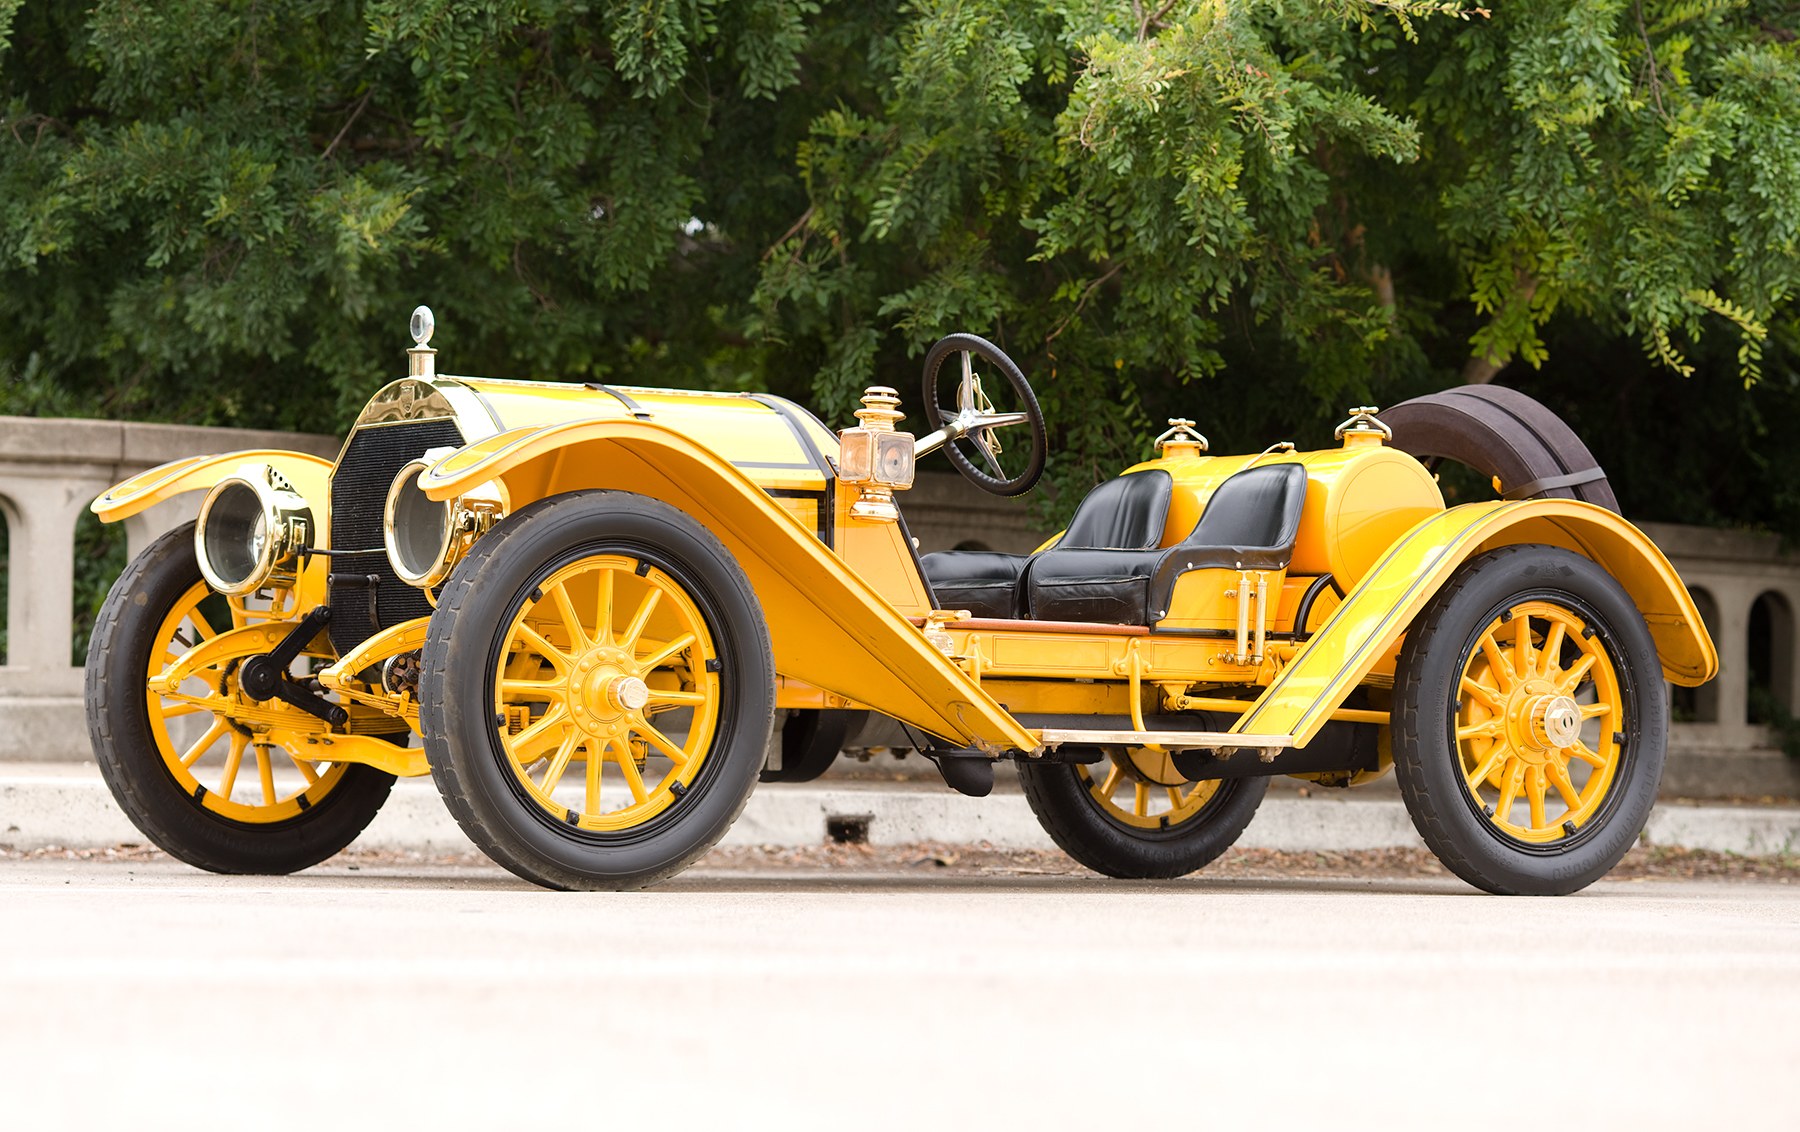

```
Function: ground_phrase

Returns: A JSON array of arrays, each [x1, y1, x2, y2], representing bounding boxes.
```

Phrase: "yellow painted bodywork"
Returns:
[[1231, 500, 1717, 747], [419, 417, 1035, 753], [87, 364, 1716, 786], [92, 450, 334, 526]]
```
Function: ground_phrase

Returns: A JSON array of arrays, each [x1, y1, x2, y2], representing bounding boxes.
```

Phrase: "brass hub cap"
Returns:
[[1454, 602, 1624, 844]]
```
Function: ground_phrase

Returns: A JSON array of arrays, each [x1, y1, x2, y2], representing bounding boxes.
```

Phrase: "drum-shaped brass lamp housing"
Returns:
[[194, 465, 314, 595], [383, 460, 506, 589]]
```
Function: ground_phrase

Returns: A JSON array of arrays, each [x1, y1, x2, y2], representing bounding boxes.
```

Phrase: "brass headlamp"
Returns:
[[383, 458, 508, 589], [194, 464, 314, 595]]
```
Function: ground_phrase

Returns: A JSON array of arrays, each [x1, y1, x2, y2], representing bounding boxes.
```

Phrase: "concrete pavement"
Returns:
[[4, 758, 1798, 858], [3, 857, 1798, 1130]]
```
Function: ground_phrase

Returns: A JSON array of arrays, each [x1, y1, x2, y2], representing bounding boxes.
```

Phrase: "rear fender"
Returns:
[[1233, 500, 1717, 746], [91, 450, 334, 523], [419, 420, 1036, 753]]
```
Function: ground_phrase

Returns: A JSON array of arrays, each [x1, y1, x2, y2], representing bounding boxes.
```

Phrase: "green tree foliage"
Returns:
[[2, 1, 1798, 534]]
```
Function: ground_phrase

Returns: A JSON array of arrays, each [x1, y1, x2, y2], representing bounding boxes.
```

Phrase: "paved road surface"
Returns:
[[3, 859, 1797, 1130]]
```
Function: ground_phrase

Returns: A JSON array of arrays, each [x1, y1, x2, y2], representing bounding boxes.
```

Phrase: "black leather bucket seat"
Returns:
[[919, 469, 1174, 619], [1024, 463, 1309, 625]]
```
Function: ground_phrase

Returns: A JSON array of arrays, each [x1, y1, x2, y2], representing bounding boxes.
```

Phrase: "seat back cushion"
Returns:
[[1172, 463, 1309, 572], [1059, 469, 1174, 550], [919, 550, 1029, 619]]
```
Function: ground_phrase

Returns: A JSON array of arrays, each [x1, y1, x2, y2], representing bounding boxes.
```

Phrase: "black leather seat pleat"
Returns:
[[918, 469, 1173, 619], [1025, 463, 1309, 625]]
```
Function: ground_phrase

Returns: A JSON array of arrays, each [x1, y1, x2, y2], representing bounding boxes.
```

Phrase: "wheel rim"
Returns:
[[147, 582, 351, 823], [493, 553, 721, 833], [1077, 749, 1223, 832], [1454, 600, 1624, 845]]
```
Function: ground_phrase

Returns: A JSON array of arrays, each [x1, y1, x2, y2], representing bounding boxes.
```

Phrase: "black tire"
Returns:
[[421, 491, 774, 890], [85, 523, 395, 874], [920, 333, 1047, 497], [1392, 545, 1665, 895], [1018, 752, 1267, 879]]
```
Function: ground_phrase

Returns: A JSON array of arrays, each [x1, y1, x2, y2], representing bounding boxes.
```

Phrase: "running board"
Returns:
[[1035, 729, 1295, 758]]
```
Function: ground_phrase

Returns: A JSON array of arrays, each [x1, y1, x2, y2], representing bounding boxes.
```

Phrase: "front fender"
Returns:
[[419, 419, 1037, 753], [1234, 500, 1717, 747], [91, 449, 334, 524]]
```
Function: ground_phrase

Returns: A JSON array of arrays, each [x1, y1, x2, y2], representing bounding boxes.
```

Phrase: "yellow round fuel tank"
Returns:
[[1132, 434, 1444, 590]]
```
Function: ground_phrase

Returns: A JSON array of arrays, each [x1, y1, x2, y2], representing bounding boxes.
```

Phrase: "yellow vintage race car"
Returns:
[[85, 308, 1717, 894]]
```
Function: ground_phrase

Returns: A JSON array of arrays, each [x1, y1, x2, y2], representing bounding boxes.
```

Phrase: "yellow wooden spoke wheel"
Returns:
[[1077, 749, 1225, 832], [421, 491, 774, 891], [1019, 747, 1266, 879], [492, 554, 721, 832], [86, 524, 395, 874], [1392, 546, 1665, 896], [1453, 600, 1623, 844], [146, 580, 355, 824]]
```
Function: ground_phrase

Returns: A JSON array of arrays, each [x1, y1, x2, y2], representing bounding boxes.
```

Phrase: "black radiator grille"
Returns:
[[327, 418, 465, 656]]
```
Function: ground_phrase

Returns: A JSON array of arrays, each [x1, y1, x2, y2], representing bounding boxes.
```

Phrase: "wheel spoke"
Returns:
[[646, 688, 708, 707], [1494, 759, 1524, 821], [1579, 702, 1613, 720], [256, 745, 277, 807], [596, 567, 615, 646], [514, 622, 571, 668], [538, 732, 581, 795], [1513, 613, 1534, 680], [632, 718, 693, 767], [159, 701, 207, 720], [1096, 766, 1121, 799], [180, 720, 228, 768], [1526, 765, 1547, 830], [1460, 678, 1505, 713], [1568, 741, 1607, 769], [288, 753, 320, 785], [1479, 633, 1514, 691], [187, 605, 219, 641], [1464, 744, 1507, 793], [219, 733, 248, 799], [1541, 621, 1567, 678], [1557, 653, 1597, 692], [1132, 782, 1148, 817], [1166, 787, 1184, 809], [547, 583, 590, 653], [620, 588, 663, 651], [1456, 719, 1503, 742], [1546, 759, 1583, 813], [500, 678, 565, 701], [637, 632, 697, 672], [613, 745, 650, 804], [585, 739, 606, 814], [505, 708, 570, 767]]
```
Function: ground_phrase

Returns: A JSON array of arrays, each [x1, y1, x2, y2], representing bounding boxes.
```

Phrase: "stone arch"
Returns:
[[1672, 586, 1720, 723], [1747, 590, 1795, 725]]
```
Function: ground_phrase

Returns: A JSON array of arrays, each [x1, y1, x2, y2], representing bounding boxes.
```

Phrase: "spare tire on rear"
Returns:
[[1381, 385, 1618, 513]]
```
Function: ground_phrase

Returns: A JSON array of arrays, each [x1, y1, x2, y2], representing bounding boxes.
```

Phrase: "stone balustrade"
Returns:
[[1, 416, 1793, 795]]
